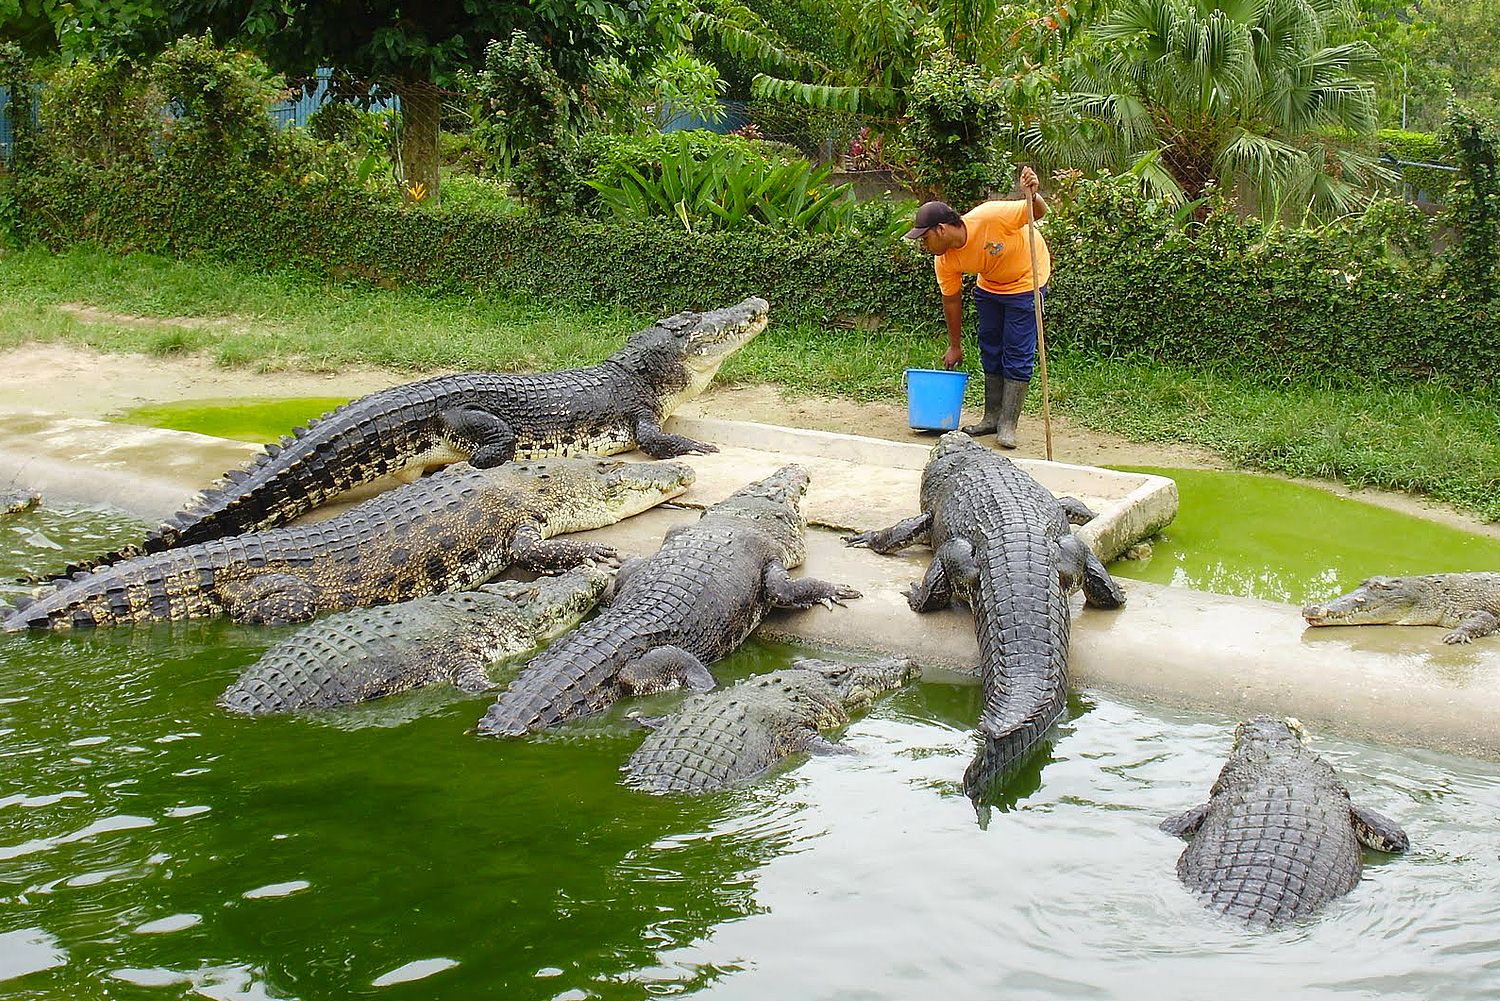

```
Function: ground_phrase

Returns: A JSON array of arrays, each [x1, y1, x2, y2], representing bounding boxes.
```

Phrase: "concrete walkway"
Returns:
[[2, 410, 1497, 760]]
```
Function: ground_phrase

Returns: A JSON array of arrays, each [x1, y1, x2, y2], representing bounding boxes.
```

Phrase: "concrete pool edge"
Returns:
[[2, 410, 1497, 761]]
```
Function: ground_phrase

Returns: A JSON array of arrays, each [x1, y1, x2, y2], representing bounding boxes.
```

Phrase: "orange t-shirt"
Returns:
[[933, 199, 1051, 296]]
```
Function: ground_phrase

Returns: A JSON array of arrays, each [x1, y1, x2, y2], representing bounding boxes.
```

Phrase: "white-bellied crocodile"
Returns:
[[476, 465, 862, 737], [623, 655, 919, 794], [52, 297, 767, 577], [1, 490, 41, 517], [220, 567, 613, 714], [1302, 573, 1500, 644], [844, 431, 1125, 803], [1162, 717, 1410, 927], [3, 458, 692, 631]]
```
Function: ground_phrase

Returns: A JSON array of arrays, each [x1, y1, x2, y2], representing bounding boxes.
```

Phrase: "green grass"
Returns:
[[2, 244, 1497, 522]]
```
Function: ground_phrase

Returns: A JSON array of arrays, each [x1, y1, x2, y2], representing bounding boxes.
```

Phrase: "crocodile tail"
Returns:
[[961, 714, 1061, 805]]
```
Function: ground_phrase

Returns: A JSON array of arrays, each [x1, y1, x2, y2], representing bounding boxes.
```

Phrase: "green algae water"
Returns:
[[1108, 465, 1500, 605], [115, 399, 352, 443], [4, 509, 1500, 1000]]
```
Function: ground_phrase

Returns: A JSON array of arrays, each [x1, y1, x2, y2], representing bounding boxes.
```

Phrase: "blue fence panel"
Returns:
[[268, 69, 400, 129]]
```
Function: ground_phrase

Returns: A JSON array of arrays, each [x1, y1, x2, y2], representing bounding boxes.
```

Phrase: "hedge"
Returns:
[[10, 155, 1500, 388]]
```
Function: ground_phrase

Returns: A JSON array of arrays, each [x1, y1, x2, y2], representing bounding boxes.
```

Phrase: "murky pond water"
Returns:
[[114, 398, 353, 444], [1109, 465, 1500, 604], [3, 508, 1499, 1000]]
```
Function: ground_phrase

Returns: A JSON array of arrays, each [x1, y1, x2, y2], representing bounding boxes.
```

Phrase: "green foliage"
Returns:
[[468, 31, 583, 214], [1441, 104, 1500, 288], [0, 40, 36, 171], [898, 30, 1012, 204], [580, 129, 796, 189], [35, 58, 157, 169], [585, 132, 857, 232], [1377, 128, 1455, 199], [147, 33, 277, 159], [1048, 0, 1387, 217]]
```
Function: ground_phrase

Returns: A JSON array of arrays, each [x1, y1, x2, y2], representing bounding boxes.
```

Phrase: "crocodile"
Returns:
[[220, 567, 612, 714], [844, 431, 1124, 802], [53, 297, 768, 576], [623, 656, 919, 794], [1302, 573, 1500, 644], [3, 458, 692, 632], [476, 464, 862, 737], [1, 490, 41, 517], [1162, 717, 1410, 927]]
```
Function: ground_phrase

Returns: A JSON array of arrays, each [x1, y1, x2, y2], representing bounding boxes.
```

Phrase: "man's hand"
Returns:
[[943, 345, 964, 370], [1019, 165, 1040, 198]]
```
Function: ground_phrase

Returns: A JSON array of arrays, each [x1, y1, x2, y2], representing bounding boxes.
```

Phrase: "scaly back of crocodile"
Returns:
[[928, 450, 1073, 795], [478, 472, 809, 737], [62, 368, 630, 574], [624, 670, 848, 793], [1178, 737, 1361, 925]]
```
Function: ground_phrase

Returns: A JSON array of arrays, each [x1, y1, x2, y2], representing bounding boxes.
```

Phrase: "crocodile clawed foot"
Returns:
[[1442, 630, 1473, 645], [842, 531, 876, 548]]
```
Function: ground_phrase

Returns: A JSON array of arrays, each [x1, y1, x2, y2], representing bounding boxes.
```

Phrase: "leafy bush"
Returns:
[[580, 129, 797, 187], [585, 132, 856, 233], [148, 34, 279, 160], [1441, 105, 1500, 289], [898, 33, 1012, 205]]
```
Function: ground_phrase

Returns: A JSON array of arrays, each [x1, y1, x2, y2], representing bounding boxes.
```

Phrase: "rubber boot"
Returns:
[[994, 378, 1028, 450], [960, 373, 1004, 437]]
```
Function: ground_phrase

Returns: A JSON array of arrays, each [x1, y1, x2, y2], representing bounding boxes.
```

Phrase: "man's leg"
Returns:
[[995, 286, 1044, 449], [963, 287, 1007, 437]]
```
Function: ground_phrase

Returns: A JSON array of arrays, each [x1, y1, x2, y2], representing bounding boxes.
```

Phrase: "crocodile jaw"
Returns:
[[539, 459, 697, 535], [1302, 576, 1438, 627], [660, 298, 770, 414]]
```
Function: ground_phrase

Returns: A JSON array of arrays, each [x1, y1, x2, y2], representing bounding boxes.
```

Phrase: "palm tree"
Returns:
[[1037, 0, 1387, 216]]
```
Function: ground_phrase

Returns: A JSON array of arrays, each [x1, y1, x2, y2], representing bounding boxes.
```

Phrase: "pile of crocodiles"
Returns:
[[6, 294, 1466, 929]]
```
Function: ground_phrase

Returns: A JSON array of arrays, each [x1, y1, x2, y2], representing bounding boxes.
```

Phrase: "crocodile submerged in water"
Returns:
[[623, 656, 919, 795], [220, 567, 612, 714], [1302, 573, 1500, 644], [476, 464, 862, 737], [3, 458, 692, 632], [1162, 717, 1409, 927], [54, 297, 768, 576], [1, 490, 41, 517], [845, 431, 1124, 802]]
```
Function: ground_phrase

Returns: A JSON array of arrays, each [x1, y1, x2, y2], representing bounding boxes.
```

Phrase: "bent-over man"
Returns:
[[904, 166, 1049, 449]]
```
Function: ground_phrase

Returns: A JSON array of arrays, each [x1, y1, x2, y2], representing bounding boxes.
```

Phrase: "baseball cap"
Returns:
[[903, 201, 962, 240]]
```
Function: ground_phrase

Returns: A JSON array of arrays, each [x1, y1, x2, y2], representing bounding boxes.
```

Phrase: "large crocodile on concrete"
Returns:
[[1302, 573, 1500, 644], [1162, 717, 1410, 927], [1, 490, 41, 517], [220, 567, 613, 714], [3, 458, 692, 631], [54, 297, 768, 576], [844, 431, 1124, 802], [623, 655, 918, 794], [476, 465, 862, 737]]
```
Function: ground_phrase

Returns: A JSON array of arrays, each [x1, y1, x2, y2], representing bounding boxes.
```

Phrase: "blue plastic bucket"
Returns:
[[904, 368, 969, 431]]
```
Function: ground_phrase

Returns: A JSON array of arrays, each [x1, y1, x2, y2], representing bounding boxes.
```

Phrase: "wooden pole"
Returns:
[[1025, 191, 1053, 461]]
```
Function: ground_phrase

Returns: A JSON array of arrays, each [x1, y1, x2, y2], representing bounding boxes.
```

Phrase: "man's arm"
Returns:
[[942, 293, 964, 369], [1019, 165, 1046, 221]]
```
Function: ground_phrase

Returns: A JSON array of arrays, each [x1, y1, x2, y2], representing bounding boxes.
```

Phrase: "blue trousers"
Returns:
[[973, 285, 1046, 381]]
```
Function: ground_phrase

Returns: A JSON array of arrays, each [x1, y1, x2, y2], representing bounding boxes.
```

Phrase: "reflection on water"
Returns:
[[1108, 466, 1500, 605], [2, 509, 1499, 1000]]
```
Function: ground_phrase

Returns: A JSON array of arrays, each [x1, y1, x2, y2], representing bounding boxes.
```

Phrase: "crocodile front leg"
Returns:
[[439, 405, 517, 468], [1056, 535, 1126, 610], [618, 646, 717, 694], [763, 560, 862, 610], [633, 413, 718, 457], [1441, 609, 1500, 644], [1160, 802, 1210, 839], [509, 523, 620, 573], [843, 513, 933, 554], [219, 573, 319, 626]]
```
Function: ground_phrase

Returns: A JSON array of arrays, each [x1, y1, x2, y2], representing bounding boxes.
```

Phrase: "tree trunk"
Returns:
[[395, 80, 440, 206]]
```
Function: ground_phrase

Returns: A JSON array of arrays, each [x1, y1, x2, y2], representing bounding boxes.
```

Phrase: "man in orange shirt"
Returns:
[[904, 166, 1049, 449]]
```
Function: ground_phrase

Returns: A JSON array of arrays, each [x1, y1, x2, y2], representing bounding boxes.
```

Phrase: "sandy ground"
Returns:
[[2, 340, 1496, 540]]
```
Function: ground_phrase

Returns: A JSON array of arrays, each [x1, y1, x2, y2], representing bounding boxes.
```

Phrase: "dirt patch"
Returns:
[[59, 303, 261, 333], [1, 342, 1496, 541]]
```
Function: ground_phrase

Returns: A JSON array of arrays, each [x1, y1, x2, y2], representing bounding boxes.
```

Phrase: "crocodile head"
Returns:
[[617, 296, 771, 412], [508, 458, 696, 534], [1301, 576, 1443, 627], [477, 565, 613, 632], [1231, 716, 1306, 753], [800, 656, 921, 711], [712, 464, 811, 567]]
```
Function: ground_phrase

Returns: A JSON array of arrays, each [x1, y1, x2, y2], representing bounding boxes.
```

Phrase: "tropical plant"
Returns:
[[1038, 0, 1388, 217], [898, 27, 1013, 203], [586, 132, 856, 232]]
